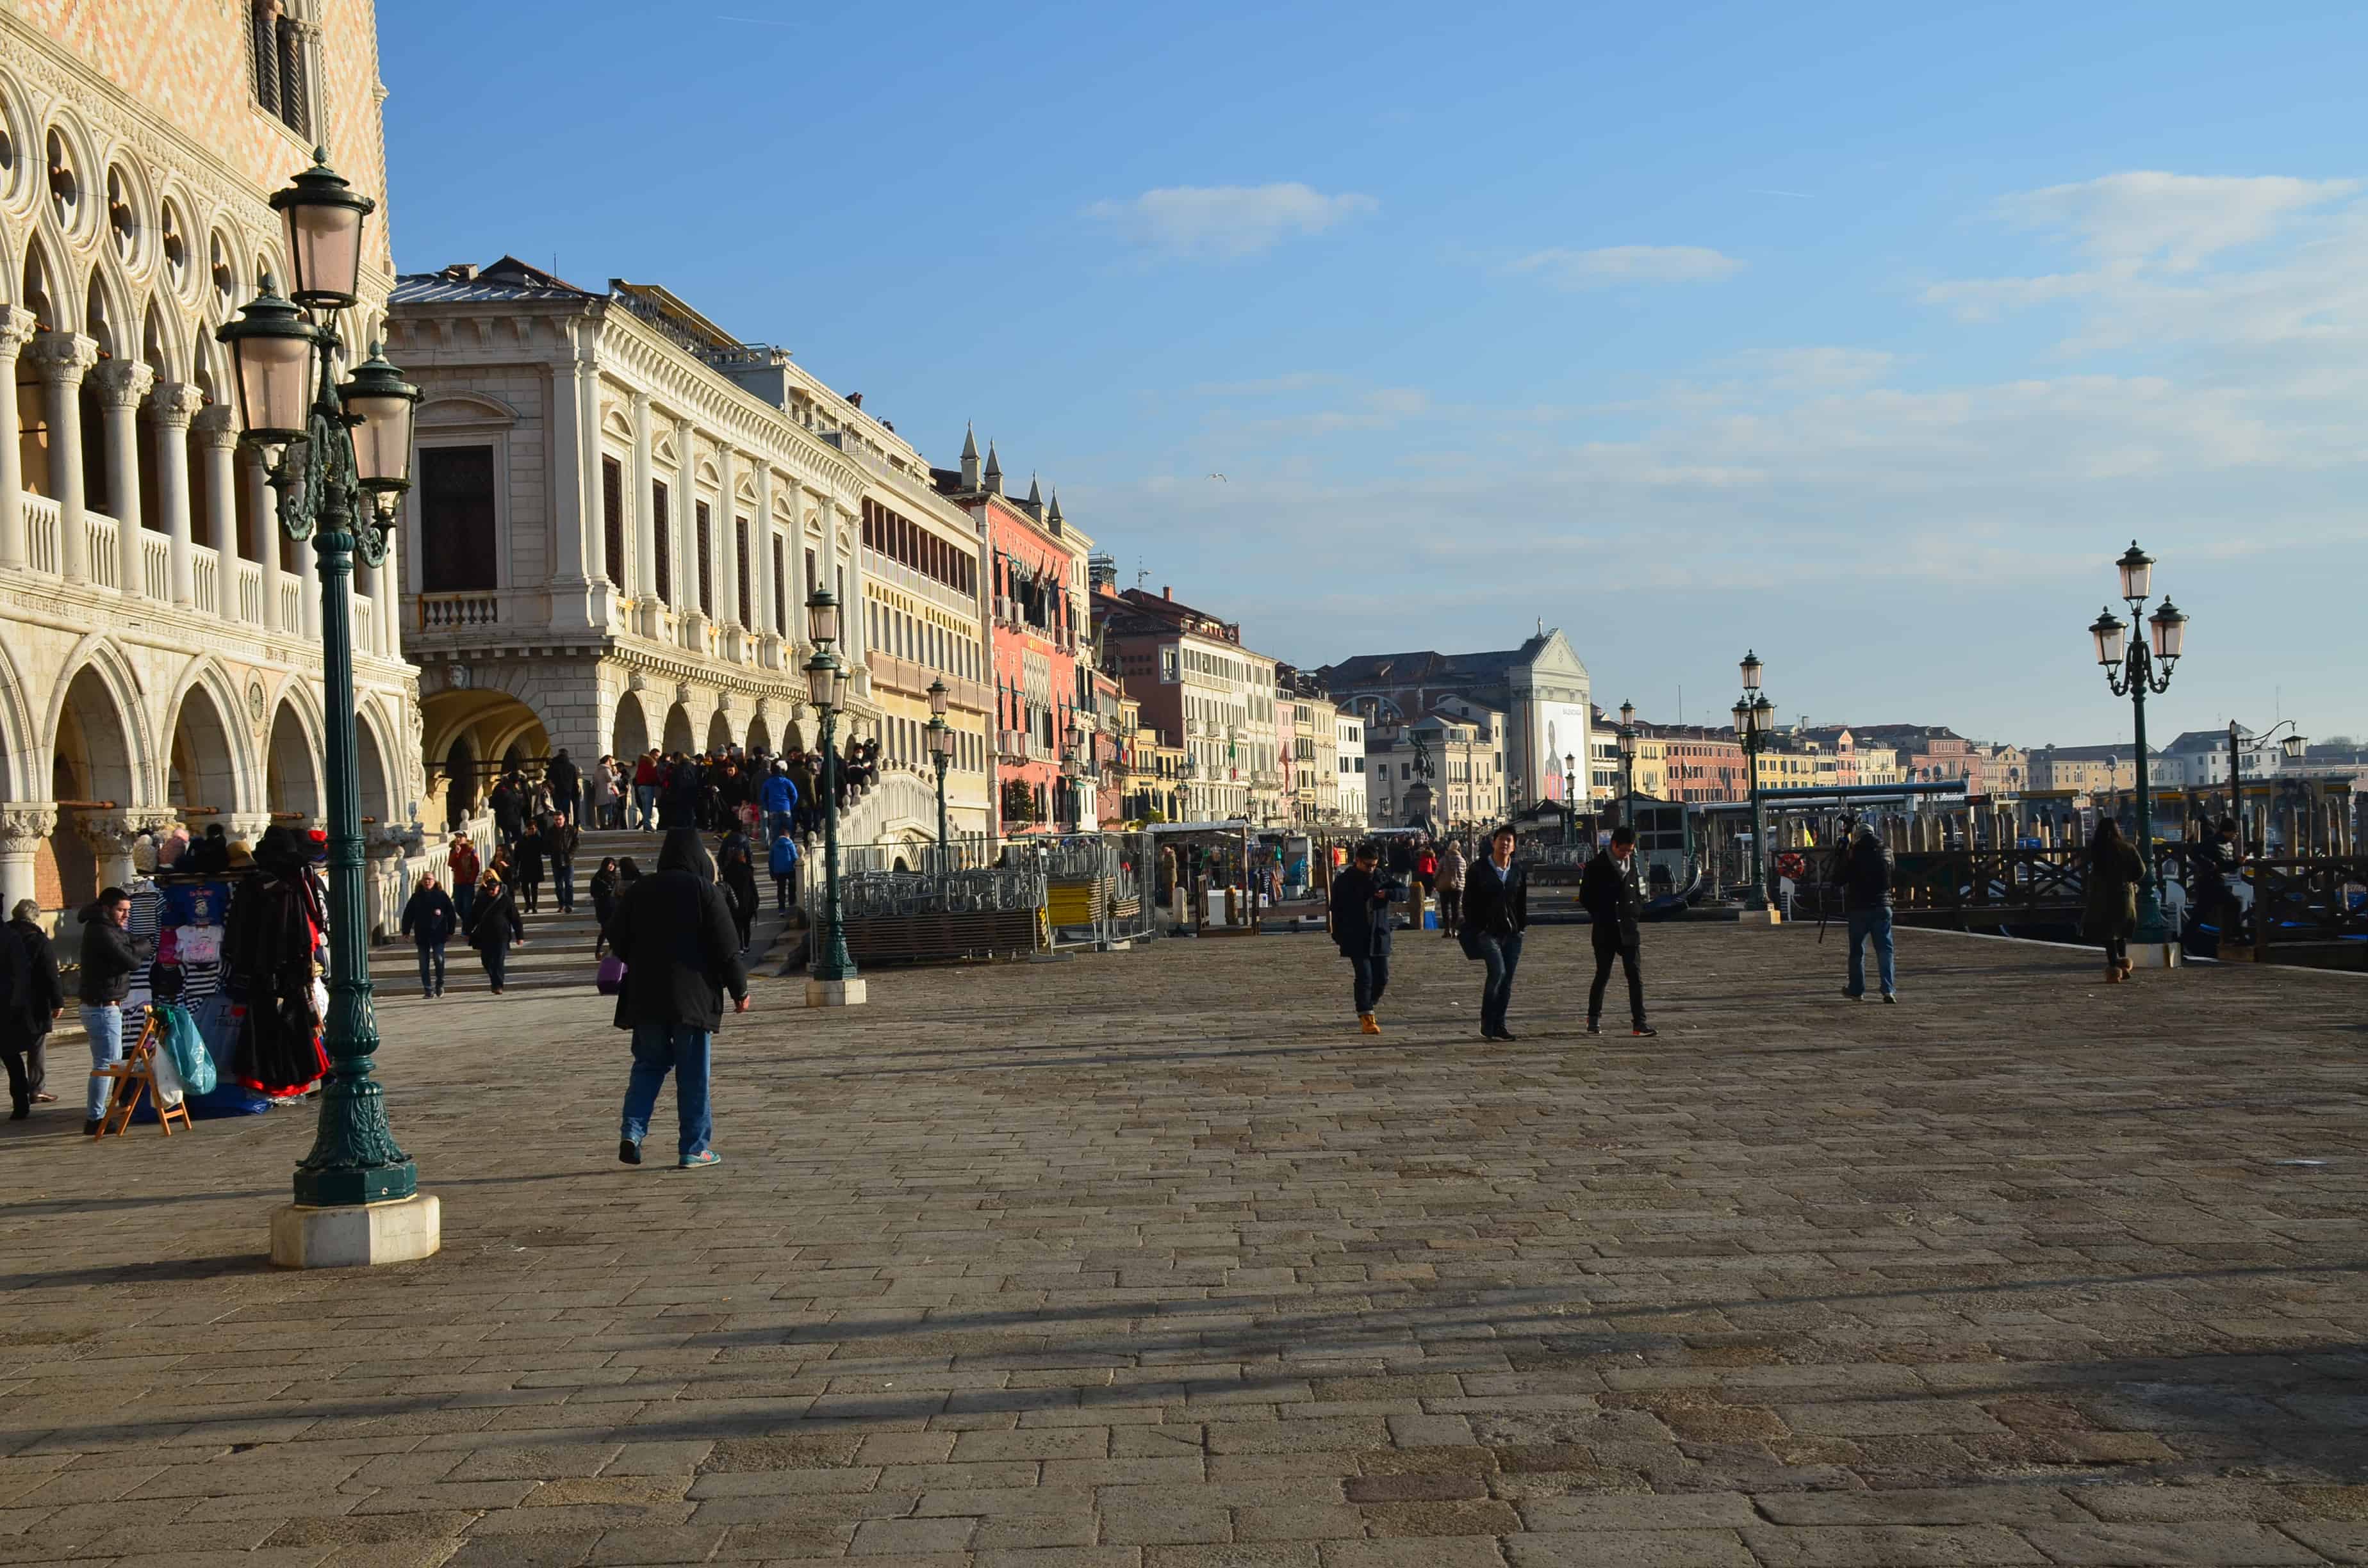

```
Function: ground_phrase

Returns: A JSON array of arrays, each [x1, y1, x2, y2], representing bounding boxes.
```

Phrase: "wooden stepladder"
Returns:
[[95, 1009, 193, 1138]]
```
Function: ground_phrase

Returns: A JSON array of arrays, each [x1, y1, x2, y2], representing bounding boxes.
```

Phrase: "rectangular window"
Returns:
[[734, 515, 752, 625], [600, 457, 624, 586], [417, 445, 499, 592], [771, 546, 785, 635], [652, 481, 672, 602], [695, 501, 713, 615]]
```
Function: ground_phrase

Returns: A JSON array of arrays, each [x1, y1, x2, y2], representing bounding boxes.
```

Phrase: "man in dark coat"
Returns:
[[545, 749, 582, 824], [399, 872, 458, 1000], [1834, 823, 1898, 1002], [1328, 841, 1395, 1034], [2, 899, 64, 1118], [1461, 824, 1529, 1041], [1580, 825, 1654, 1037], [607, 828, 748, 1169], [75, 887, 140, 1134]]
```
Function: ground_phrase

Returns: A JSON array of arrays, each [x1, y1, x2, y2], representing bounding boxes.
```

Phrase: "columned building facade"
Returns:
[[386, 259, 989, 842], [0, 1, 423, 918]]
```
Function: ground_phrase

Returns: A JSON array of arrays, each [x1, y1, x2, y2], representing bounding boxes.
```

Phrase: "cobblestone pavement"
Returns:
[[2, 924, 2364, 1567]]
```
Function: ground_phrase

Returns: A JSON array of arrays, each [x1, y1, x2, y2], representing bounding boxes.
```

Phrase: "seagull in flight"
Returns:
[[1208, 473, 1227, 482]]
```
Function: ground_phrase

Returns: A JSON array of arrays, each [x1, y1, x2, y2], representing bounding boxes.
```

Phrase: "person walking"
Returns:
[[1436, 838, 1467, 940], [633, 750, 661, 831], [607, 828, 748, 1170], [2084, 817, 2146, 982], [2, 899, 63, 1119], [2187, 817, 2244, 950], [466, 872, 523, 994], [399, 872, 458, 999], [546, 747, 582, 826], [75, 887, 140, 1135], [760, 762, 798, 844], [1834, 822, 1898, 1003], [491, 772, 527, 852], [1580, 824, 1654, 1037], [587, 756, 619, 832], [590, 857, 621, 958], [1328, 840, 1395, 1034], [447, 834, 480, 930], [718, 831, 759, 952], [1462, 824, 1529, 1041], [513, 817, 547, 915], [768, 831, 800, 914], [548, 813, 580, 915]]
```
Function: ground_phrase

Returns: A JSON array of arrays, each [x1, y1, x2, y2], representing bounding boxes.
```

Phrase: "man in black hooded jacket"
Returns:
[[1580, 826, 1654, 1038], [607, 829, 748, 1170]]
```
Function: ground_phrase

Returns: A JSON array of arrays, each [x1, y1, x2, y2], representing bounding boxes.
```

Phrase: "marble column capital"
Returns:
[[0, 305, 38, 357], [27, 332, 99, 384], [193, 405, 242, 448], [0, 804, 60, 847], [147, 381, 206, 427], [90, 359, 156, 409]]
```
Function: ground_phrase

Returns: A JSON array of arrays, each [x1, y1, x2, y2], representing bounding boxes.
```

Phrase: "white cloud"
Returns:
[[1085, 183, 1377, 259], [1508, 245, 1745, 290], [1997, 171, 2356, 272]]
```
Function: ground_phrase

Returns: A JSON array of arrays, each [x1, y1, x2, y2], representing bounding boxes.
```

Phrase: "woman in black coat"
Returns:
[[1328, 842, 1395, 1034], [466, 874, 525, 994], [3, 900, 64, 1118], [513, 819, 547, 914], [716, 833, 759, 953], [2084, 819, 2146, 983], [589, 858, 620, 957]]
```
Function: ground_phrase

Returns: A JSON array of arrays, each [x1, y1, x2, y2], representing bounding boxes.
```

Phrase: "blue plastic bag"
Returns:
[[154, 1002, 217, 1097]]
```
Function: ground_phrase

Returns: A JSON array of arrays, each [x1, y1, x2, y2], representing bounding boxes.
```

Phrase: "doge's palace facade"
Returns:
[[0, 1, 423, 919]]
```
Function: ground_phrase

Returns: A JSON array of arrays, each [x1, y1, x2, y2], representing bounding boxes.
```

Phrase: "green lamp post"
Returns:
[[925, 678, 953, 858], [802, 587, 862, 1000], [1617, 699, 1638, 829], [217, 149, 422, 1223], [2089, 541, 2189, 945], [1731, 652, 1773, 906]]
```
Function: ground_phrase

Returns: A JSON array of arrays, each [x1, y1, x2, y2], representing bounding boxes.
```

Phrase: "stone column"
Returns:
[[755, 464, 777, 644], [546, 332, 593, 630], [93, 359, 156, 598], [297, 531, 320, 641], [0, 806, 57, 920], [672, 417, 697, 619], [374, 528, 398, 658], [0, 307, 36, 571], [29, 334, 99, 585], [786, 486, 809, 646], [148, 381, 204, 607], [630, 392, 655, 605], [710, 438, 739, 630], [843, 494, 869, 674], [243, 445, 283, 630], [76, 808, 174, 893]]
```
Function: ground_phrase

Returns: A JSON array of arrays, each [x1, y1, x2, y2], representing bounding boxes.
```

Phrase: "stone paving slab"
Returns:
[[1, 923, 2363, 1565]]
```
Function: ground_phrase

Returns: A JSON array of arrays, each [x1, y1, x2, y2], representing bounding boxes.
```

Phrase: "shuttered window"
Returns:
[[600, 456, 623, 585], [652, 481, 671, 601], [734, 515, 752, 626], [695, 501, 713, 616], [417, 446, 498, 592]]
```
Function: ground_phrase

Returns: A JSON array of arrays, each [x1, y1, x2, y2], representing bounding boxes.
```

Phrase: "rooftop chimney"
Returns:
[[1162, 585, 1172, 600]]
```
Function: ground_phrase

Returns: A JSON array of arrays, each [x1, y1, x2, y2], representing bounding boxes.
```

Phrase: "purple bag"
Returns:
[[595, 954, 626, 995]]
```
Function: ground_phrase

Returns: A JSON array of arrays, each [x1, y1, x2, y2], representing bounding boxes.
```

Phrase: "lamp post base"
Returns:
[[2125, 941, 2181, 972], [805, 977, 869, 1008], [268, 1193, 440, 1270]]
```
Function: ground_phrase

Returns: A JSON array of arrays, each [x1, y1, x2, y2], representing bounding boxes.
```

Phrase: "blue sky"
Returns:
[[382, 1, 2367, 748]]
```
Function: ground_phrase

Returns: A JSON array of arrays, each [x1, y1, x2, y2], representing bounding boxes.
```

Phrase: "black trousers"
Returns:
[[415, 941, 446, 995], [1590, 933, 1647, 1027], [480, 943, 507, 990], [1347, 952, 1389, 1014], [2102, 935, 2128, 965], [3, 1035, 45, 1103]]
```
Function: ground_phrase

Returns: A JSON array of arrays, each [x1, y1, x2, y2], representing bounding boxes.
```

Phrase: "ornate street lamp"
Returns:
[[218, 149, 427, 1264], [2090, 540, 2189, 947], [1616, 700, 1638, 829], [803, 586, 863, 1003], [925, 677, 952, 855], [2226, 717, 2306, 858], [1731, 655, 1775, 906], [1562, 749, 1578, 847]]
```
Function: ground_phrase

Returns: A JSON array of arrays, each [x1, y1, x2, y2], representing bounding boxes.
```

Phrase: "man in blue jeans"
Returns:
[[74, 888, 139, 1134], [606, 829, 749, 1169], [1835, 822, 1898, 1002]]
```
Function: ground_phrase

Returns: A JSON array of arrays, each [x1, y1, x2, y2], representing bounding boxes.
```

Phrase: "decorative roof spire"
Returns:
[[960, 422, 978, 461], [1046, 487, 1065, 526], [1024, 471, 1042, 510], [983, 441, 1003, 484]]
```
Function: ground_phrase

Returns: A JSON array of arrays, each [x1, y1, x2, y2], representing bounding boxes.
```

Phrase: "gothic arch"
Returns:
[[0, 637, 39, 803], [354, 700, 397, 827], [160, 656, 263, 815], [43, 635, 156, 806], [264, 691, 324, 822], [19, 233, 57, 329]]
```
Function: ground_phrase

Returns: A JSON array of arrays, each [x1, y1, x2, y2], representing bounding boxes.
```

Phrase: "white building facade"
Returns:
[[1333, 712, 1366, 828], [386, 261, 991, 844], [0, 1, 425, 917]]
